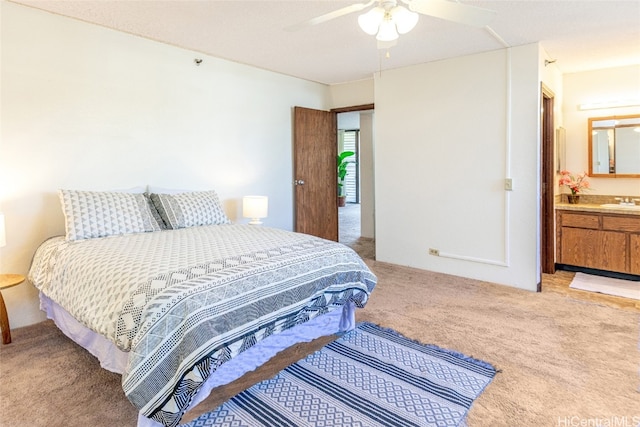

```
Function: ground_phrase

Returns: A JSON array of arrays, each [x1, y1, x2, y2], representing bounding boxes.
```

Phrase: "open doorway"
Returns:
[[337, 109, 375, 260], [540, 85, 556, 283]]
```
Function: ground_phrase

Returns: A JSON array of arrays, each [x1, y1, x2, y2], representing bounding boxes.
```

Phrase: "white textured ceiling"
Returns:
[[11, 0, 640, 85]]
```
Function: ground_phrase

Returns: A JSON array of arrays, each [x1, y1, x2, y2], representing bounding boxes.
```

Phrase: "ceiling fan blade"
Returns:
[[407, 0, 496, 27], [285, 0, 375, 31]]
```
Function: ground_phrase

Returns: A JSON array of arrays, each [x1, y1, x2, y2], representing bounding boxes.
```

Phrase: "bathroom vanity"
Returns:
[[556, 204, 640, 275], [555, 113, 640, 276]]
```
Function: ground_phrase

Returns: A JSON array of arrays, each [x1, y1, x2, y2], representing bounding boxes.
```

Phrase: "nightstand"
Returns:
[[0, 274, 25, 344]]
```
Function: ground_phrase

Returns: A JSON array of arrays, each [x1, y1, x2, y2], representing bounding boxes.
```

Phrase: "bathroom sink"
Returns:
[[600, 203, 640, 209]]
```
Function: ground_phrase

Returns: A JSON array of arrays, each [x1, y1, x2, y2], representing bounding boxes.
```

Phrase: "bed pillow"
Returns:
[[149, 190, 231, 229], [110, 185, 147, 194], [146, 186, 190, 195], [59, 189, 164, 241]]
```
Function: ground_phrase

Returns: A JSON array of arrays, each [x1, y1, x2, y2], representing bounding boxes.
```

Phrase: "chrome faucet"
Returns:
[[615, 197, 628, 205], [615, 197, 640, 206]]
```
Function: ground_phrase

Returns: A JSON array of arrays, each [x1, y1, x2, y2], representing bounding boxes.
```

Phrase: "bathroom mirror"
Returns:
[[588, 114, 640, 177]]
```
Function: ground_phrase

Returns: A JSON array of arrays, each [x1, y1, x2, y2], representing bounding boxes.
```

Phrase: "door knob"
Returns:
[[294, 179, 305, 185]]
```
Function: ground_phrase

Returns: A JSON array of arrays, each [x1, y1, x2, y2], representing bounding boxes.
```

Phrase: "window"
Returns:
[[341, 130, 359, 203]]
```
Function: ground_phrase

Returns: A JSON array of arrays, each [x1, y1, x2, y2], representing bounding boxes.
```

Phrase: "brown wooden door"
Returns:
[[293, 106, 338, 241]]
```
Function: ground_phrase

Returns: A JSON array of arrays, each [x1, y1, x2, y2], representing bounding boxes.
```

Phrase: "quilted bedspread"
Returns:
[[29, 224, 377, 426]]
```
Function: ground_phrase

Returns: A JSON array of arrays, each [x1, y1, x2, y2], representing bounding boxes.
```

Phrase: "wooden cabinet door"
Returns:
[[561, 228, 627, 273], [630, 234, 640, 275]]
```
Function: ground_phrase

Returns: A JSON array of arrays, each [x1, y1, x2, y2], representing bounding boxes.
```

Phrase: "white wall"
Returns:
[[359, 111, 375, 238], [374, 44, 542, 290], [329, 79, 374, 108], [0, 2, 331, 328], [562, 65, 640, 196], [539, 46, 564, 137]]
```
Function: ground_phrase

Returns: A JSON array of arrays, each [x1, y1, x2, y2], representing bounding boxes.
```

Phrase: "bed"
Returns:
[[28, 189, 377, 427]]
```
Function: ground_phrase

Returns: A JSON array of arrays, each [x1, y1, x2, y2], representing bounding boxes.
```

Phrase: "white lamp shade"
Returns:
[[376, 19, 399, 41], [243, 196, 268, 225], [0, 212, 5, 248], [392, 6, 419, 34], [358, 7, 384, 35], [359, 5, 418, 41]]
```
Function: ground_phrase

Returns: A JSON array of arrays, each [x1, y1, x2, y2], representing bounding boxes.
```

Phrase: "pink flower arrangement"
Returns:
[[559, 170, 590, 195]]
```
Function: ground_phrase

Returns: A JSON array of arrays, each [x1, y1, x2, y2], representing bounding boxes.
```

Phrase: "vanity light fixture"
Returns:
[[578, 99, 640, 111]]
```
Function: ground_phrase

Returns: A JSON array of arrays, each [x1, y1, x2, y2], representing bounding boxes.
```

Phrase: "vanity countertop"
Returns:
[[555, 202, 640, 215]]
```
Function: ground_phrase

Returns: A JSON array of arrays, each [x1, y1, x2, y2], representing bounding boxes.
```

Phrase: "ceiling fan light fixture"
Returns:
[[376, 18, 399, 41], [358, 7, 385, 35], [359, 3, 417, 42], [392, 6, 419, 34]]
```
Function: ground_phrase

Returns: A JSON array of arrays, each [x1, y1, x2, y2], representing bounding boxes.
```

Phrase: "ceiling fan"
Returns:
[[287, 0, 496, 43]]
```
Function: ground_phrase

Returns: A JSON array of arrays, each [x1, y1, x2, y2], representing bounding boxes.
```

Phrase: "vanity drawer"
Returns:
[[560, 212, 600, 229], [603, 215, 640, 232]]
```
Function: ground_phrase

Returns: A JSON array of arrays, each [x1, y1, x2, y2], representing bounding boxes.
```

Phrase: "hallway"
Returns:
[[338, 203, 375, 260]]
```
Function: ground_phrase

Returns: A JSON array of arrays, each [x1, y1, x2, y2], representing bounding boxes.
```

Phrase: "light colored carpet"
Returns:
[[0, 261, 638, 426], [570, 272, 640, 300], [361, 262, 639, 426]]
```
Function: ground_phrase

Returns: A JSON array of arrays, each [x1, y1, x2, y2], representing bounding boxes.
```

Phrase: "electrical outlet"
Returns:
[[505, 178, 513, 191], [428, 248, 440, 256]]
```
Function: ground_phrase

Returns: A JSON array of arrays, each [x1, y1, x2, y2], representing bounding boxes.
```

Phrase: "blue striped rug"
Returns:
[[184, 322, 496, 427]]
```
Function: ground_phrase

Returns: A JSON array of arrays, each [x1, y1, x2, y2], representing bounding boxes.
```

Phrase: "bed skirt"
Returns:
[[39, 292, 355, 427]]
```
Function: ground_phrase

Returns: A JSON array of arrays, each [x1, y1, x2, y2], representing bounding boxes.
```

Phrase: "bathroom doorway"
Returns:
[[541, 84, 556, 281]]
